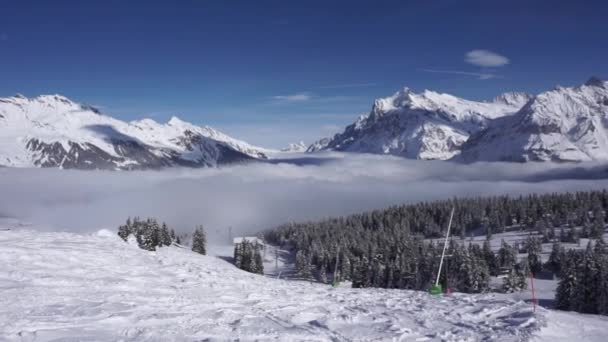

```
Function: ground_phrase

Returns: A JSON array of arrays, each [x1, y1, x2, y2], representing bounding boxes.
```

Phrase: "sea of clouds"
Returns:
[[2, 152, 608, 243]]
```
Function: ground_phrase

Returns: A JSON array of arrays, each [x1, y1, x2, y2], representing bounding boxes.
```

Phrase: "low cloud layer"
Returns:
[[1, 153, 608, 244]]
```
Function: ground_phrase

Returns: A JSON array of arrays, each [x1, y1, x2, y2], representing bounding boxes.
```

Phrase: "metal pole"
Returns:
[[333, 247, 340, 285], [275, 247, 279, 272], [435, 207, 455, 287], [530, 272, 537, 313]]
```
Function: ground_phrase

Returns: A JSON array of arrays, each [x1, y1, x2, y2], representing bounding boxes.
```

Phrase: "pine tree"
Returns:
[[117, 217, 133, 241], [482, 240, 498, 276], [502, 268, 519, 293], [139, 219, 160, 251], [160, 223, 172, 246], [234, 242, 243, 268], [253, 243, 264, 275], [516, 261, 529, 291], [192, 225, 207, 255], [340, 254, 351, 281], [497, 240, 516, 271], [555, 251, 577, 310], [527, 246, 542, 276], [598, 250, 608, 315], [295, 250, 312, 280], [547, 242, 563, 276], [572, 243, 600, 314]]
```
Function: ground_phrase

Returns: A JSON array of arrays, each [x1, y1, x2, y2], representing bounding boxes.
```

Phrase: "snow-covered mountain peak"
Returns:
[[281, 141, 307, 152], [167, 115, 192, 127], [584, 76, 606, 88], [0, 94, 269, 169], [459, 79, 608, 162], [491, 92, 533, 107], [371, 87, 413, 115], [308, 86, 529, 159]]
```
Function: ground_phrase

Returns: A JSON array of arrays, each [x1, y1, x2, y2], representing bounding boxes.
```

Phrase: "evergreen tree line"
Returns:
[[118, 217, 176, 251], [233, 240, 264, 275], [289, 232, 541, 294], [552, 240, 608, 315], [117, 218, 208, 256], [265, 191, 607, 296], [268, 190, 607, 241]]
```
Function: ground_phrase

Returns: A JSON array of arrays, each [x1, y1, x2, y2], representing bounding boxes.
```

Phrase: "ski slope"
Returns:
[[0, 228, 604, 341]]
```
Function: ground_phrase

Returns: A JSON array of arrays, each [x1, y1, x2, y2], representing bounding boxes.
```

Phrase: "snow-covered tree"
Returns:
[[555, 251, 577, 310], [192, 225, 207, 255]]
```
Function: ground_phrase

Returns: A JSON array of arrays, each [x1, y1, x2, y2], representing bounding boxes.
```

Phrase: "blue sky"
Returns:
[[1, 0, 607, 148]]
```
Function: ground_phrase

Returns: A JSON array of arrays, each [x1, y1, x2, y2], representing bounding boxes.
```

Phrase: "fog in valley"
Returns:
[[2, 152, 608, 244]]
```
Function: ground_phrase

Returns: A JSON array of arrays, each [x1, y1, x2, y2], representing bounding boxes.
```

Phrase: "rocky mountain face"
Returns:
[[0, 95, 268, 170], [308, 88, 531, 160], [458, 78, 608, 162]]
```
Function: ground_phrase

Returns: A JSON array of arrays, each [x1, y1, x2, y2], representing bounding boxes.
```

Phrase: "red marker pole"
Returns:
[[529, 272, 536, 313]]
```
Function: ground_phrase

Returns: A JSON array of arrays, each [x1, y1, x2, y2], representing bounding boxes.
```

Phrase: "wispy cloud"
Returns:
[[319, 82, 378, 89], [465, 50, 509, 67], [420, 68, 499, 80], [270, 93, 362, 104], [272, 93, 312, 102]]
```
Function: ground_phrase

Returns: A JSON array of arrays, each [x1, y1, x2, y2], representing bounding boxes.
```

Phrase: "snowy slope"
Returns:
[[308, 88, 531, 160], [0, 94, 269, 170], [458, 78, 608, 162], [0, 228, 548, 341]]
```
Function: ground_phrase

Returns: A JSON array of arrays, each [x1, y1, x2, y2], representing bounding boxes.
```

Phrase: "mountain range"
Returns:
[[0, 94, 269, 170], [1, 78, 606, 170], [309, 77, 608, 162]]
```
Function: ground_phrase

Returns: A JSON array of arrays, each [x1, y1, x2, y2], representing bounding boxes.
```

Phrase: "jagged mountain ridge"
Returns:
[[308, 88, 531, 160], [0, 94, 269, 170], [458, 78, 608, 162]]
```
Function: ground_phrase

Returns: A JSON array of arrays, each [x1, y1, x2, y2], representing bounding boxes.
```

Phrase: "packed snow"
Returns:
[[2, 228, 607, 341], [0, 228, 550, 341]]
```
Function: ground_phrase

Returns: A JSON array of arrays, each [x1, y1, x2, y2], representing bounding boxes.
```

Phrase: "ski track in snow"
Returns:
[[0, 229, 546, 341]]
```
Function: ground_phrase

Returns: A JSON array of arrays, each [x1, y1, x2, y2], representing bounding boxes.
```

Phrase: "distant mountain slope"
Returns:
[[307, 87, 531, 160], [281, 141, 307, 152], [0, 94, 269, 170], [458, 78, 608, 162]]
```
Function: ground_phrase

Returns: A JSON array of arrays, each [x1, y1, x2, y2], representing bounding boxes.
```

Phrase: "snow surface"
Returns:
[[0, 228, 552, 341]]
